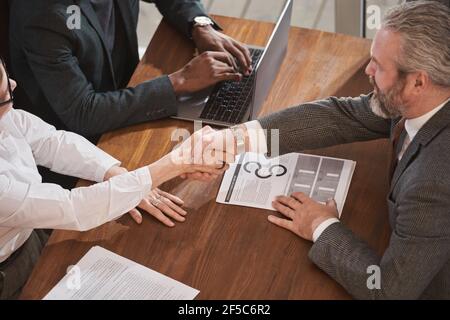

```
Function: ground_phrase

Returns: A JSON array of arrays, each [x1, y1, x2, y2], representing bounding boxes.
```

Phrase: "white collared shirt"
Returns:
[[0, 109, 153, 263], [398, 98, 450, 160], [248, 97, 450, 242]]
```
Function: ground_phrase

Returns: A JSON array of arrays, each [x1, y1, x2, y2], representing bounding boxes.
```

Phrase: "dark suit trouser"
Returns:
[[0, 230, 48, 300]]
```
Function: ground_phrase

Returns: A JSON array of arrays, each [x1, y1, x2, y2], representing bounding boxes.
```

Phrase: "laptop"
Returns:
[[172, 0, 293, 127]]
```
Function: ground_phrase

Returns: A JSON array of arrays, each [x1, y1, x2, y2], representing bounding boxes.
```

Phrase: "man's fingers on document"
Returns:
[[128, 208, 143, 224], [272, 200, 296, 220], [326, 198, 337, 208], [267, 214, 294, 231], [275, 195, 301, 210], [291, 192, 310, 204]]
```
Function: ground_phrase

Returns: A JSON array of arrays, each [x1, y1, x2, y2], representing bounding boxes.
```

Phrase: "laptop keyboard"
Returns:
[[200, 48, 263, 124]]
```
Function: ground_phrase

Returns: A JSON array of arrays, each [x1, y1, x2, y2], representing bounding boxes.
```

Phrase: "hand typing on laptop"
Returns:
[[192, 24, 253, 76], [168, 22, 254, 95], [169, 51, 243, 95]]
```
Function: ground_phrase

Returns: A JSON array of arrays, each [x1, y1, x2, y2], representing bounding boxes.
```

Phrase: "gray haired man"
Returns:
[[207, 1, 450, 299]]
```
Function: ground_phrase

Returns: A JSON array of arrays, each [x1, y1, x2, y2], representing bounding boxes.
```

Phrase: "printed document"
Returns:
[[217, 152, 356, 215], [44, 246, 199, 300]]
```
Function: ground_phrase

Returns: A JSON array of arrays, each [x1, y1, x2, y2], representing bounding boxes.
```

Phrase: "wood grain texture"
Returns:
[[20, 15, 391, 300]]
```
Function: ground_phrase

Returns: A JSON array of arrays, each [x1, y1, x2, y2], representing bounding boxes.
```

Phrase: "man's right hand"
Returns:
[[169, 51, 242, 95]]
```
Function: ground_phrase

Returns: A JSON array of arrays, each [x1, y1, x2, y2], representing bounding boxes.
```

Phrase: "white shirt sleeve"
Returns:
[[0, 167, 152, 231], [244, 120, 268, 154], [13, 109, 120, 182], [312, 218, 340, 242]]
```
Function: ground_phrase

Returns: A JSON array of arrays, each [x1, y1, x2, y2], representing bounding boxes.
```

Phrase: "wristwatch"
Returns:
[[230, 126, 246, 155], [192, 16, 215, 28]]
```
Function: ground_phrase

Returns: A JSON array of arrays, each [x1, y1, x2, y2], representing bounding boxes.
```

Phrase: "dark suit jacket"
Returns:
[[259, 95, 450, 299], [9, 0, 211, 137]]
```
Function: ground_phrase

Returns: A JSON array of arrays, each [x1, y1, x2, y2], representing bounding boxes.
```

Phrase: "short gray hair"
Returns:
[[382, 1, 450, 87]]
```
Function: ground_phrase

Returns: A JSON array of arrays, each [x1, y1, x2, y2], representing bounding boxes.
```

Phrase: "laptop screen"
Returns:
[[251, 0, 292, 120]]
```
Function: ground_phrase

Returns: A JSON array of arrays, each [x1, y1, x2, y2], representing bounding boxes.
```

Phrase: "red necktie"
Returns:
[[389, 118, 406, 182]]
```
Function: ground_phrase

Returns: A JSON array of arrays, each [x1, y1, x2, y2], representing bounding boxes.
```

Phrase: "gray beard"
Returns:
[[369, 77, 404, 119], [369, 96, 399, 119]]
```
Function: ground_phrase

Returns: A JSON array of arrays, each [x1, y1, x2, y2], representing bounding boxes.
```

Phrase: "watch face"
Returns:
[[194, 16, 213, 26]]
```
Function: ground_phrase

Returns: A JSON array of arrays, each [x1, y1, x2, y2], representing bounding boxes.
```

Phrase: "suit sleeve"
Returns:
[[258, 94, 391, 155], [149, 0, 222, 38], [308, 179, 450, 299], [21, 11, 178, 137]]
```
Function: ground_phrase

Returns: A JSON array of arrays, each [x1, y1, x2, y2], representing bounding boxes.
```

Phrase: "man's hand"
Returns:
[[128, 188, 187, 227], [268, 192, 339, 241], [169, 51, 242, 95], [192, 25, 252, 75]]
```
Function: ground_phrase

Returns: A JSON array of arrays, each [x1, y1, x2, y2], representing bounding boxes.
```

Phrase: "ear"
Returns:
[[409, 71, 429, 94]]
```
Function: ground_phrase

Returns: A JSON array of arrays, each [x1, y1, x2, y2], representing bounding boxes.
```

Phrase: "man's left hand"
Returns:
[[192, 25, 252, 76], [268, 192, 339, 241]]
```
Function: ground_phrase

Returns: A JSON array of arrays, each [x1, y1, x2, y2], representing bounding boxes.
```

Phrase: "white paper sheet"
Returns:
[[217, 152, 356, 216], [44, 246, 199, 300]]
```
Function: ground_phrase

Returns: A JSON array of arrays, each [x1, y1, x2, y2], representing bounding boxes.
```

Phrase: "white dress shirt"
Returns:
[[0, 109, 153, 263], [399, 98, 449, 160], [249, 98, 450, 242]]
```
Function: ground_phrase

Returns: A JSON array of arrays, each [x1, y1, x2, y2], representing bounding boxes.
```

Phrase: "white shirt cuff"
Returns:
[[132, 166, 153, 197], [94, 157, 122, 183], [244, 120, 268, 154], [312, 218, 340, 242]]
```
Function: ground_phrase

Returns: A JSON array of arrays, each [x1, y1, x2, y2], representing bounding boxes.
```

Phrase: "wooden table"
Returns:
[[21, 15, 391, 300]]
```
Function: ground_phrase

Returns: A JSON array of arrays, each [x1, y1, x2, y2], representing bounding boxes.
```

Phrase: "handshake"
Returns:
[[170, 126, 246, 181], [146, 124, 267, 188], [125, 124, 267, 227]]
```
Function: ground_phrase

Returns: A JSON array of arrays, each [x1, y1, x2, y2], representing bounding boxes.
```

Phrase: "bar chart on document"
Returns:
[[287, 155, 348, 206]]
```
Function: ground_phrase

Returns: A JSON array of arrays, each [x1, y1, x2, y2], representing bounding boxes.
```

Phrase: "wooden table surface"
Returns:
[[21, 15, 391, 300]]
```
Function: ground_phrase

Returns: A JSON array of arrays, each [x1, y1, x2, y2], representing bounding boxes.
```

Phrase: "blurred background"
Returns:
[[137, 0, 402, 57]]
